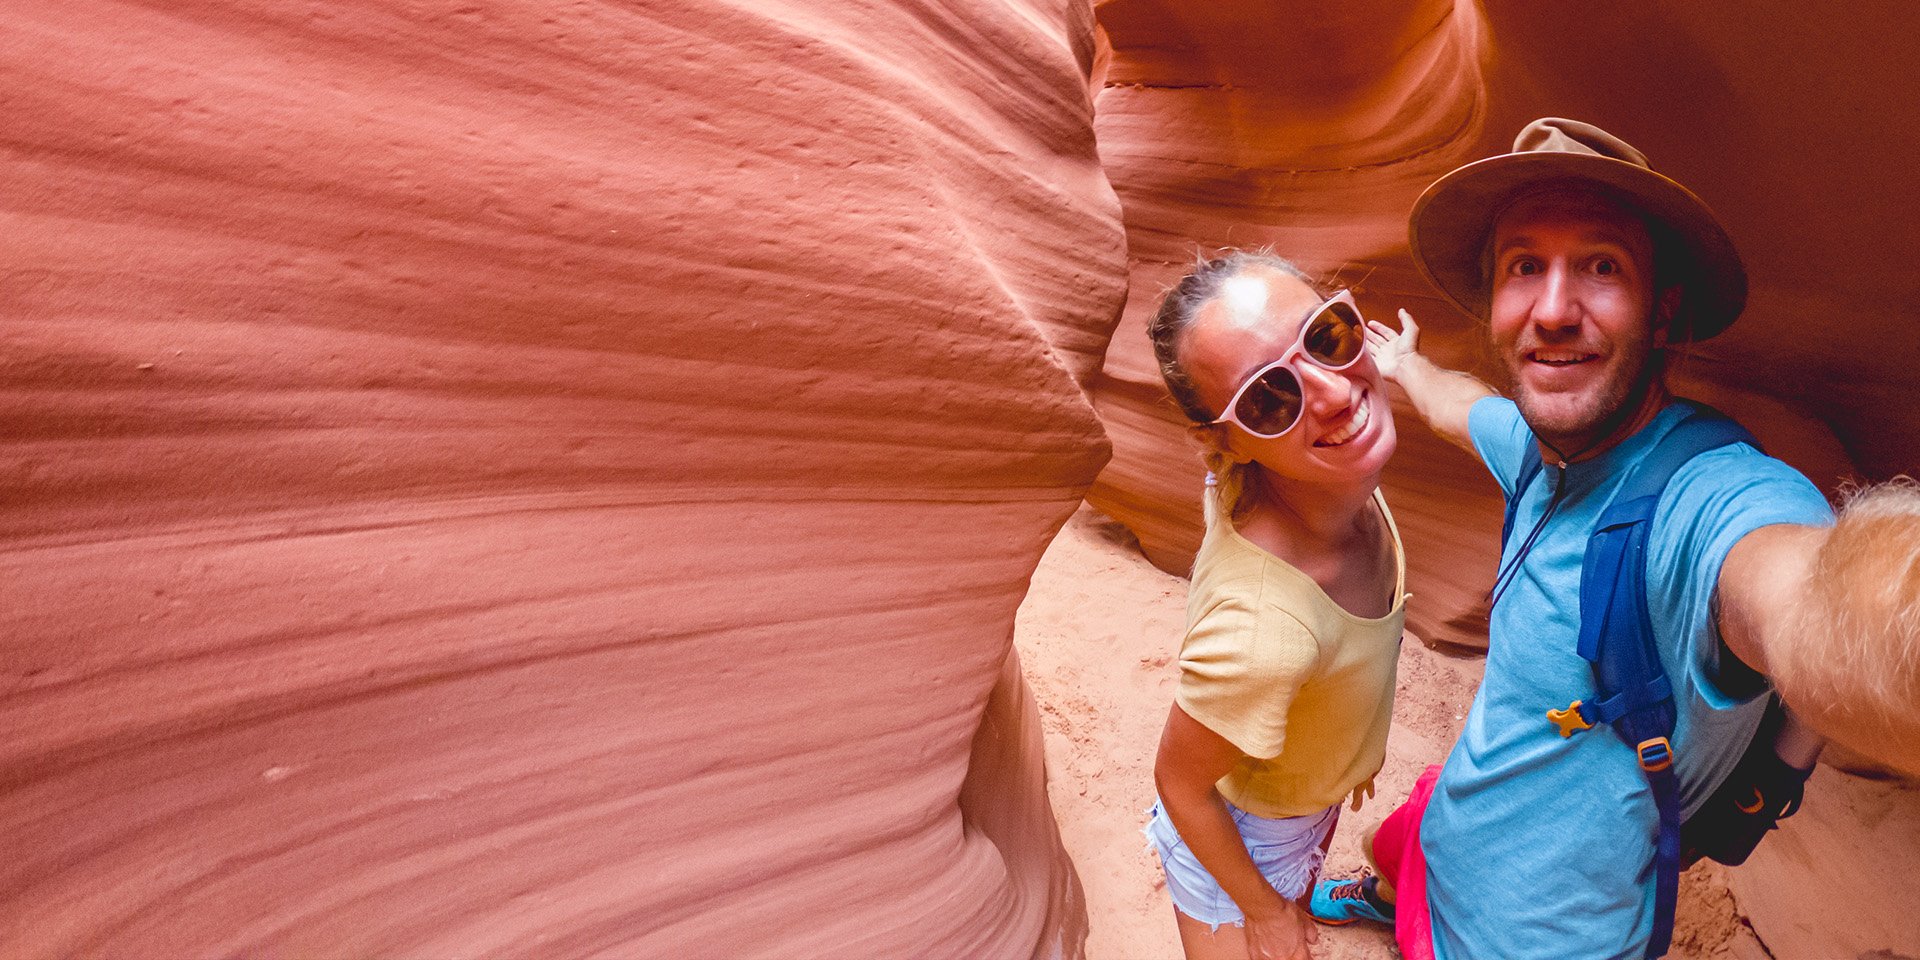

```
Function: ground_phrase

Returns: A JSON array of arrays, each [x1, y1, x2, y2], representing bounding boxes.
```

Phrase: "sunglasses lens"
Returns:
[[1304, 300, 1364, 366], [1233, 367, 1303, 436]]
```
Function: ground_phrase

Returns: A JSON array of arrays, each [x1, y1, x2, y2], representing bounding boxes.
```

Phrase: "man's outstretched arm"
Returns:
[[1717, 481, 1920, 776], [1366, 310, 1496, 453]]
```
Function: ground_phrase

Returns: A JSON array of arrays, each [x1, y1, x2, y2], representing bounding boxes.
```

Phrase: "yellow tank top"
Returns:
[[1174, 487, 1408, 818]]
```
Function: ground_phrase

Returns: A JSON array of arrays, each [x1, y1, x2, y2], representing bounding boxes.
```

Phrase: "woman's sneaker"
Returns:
[[1309, 874, 1395, 926]]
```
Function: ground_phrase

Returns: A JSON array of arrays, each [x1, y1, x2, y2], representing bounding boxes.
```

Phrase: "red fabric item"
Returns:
[[1372, 764, 1441, 960]]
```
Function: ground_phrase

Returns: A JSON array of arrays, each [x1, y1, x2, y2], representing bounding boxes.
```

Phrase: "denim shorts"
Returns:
[[1143, 797, 1337, 930]]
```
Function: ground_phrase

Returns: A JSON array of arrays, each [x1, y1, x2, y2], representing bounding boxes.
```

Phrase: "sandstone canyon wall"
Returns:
[[0, 1, 1124, 955], [1087, 0, 1919, 954]]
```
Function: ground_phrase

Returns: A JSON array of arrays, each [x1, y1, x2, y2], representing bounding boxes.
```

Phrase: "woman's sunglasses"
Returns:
[[1209, 289, 1368, 438]]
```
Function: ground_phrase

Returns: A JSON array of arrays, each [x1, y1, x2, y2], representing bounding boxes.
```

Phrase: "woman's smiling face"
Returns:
[[1182, 267, 1395, 486]]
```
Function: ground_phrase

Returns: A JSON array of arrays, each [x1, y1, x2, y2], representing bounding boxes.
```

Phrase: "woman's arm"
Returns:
[[1155, 703, 1317, 960]]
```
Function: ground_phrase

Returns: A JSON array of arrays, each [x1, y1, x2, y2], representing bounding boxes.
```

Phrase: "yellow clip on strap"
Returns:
[[1547, 700, 1592, 738]]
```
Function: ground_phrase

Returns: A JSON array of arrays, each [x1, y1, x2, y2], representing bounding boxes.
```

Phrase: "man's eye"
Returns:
[[1508, 258, 1539, 276], [1593, 258, 1618, 276]]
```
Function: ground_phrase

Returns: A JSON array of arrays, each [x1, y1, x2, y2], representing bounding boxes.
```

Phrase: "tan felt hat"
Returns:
[[1409, 118, 1748, 342]]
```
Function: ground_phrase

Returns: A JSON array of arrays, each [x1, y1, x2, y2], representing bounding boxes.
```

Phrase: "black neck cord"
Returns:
[[1485, 433, 1601, 612], [1487, 460, 1564, 611]]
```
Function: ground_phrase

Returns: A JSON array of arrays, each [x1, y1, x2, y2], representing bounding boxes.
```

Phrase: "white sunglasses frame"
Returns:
[[1208, 289, 1368, 439]]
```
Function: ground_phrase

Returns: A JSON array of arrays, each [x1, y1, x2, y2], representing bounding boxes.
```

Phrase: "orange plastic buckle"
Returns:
[[1547, 700, 1592, 738], [1637, 737, 1674, 773]]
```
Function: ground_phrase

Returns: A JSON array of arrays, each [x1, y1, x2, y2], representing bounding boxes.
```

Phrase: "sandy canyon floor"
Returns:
[[1015, 506, 1777, 960]]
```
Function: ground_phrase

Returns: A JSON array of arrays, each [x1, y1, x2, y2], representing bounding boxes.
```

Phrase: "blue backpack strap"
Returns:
[[1501, 445, 1546, 546], [1573, 407, 1757, 959]]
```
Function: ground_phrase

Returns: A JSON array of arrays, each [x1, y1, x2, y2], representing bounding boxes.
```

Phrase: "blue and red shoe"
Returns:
[[1309, 875, 1395, 926]]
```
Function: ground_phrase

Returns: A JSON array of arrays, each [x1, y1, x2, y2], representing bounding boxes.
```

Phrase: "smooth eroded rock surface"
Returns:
[[0, 1, 1123, 955]]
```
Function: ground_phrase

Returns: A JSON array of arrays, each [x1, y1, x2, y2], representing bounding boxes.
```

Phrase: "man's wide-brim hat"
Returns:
[[1409, 118, 1748, 342]]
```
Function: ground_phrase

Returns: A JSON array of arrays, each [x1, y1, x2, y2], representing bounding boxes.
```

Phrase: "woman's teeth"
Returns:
[[1315, 396, 1370, 447]]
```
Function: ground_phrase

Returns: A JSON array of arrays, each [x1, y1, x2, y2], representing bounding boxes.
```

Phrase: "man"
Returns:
[[1304, 118, 1853, 959]]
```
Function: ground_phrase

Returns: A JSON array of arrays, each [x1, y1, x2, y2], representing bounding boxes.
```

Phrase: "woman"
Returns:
[[1142, 251, 1405, 960]]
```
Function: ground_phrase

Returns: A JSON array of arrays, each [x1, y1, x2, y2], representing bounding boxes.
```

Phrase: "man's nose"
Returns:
[[1530, 264, 1580, 331]]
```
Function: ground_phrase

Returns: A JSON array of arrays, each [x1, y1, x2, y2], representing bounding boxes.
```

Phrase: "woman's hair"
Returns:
[[1145, 249, 1316, 516]]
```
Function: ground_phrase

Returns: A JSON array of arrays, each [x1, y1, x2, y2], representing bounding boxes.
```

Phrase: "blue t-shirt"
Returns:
[[1422, 398, 1832, 960]]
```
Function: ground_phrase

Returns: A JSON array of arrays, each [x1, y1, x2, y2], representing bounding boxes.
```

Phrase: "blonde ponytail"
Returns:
[[1203, 453, 1253, 522]]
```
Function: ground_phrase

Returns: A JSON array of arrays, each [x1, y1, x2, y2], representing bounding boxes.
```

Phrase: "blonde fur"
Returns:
[[1773, 477, 1920, 772]]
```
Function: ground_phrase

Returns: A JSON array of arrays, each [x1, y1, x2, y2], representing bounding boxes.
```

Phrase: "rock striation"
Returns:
[[0, 1, 1123, 955]]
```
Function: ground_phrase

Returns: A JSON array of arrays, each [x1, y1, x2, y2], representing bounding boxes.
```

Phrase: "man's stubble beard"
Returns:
[[1509, 334, 1660, 452]]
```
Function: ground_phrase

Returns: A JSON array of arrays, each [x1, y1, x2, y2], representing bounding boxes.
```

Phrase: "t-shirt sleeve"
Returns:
[[1175, 590, 1321, 760], [1468, 395, 1532, 498], [1648, 445, 1835, 706]]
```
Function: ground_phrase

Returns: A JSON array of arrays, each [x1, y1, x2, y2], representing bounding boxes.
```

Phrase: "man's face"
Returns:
[[1488, 189, 1667, 449]]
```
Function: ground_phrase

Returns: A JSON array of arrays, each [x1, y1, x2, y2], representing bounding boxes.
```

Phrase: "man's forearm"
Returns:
[[1392, 352, 1495, 452], [1720, 482, 1920, 776]]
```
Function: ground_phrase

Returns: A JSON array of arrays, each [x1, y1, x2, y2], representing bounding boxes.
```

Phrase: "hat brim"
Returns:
[[1408, 151, 1747, 342]]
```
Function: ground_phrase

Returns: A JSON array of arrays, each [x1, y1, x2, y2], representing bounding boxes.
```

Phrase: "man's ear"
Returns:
[[1187, 422, 1251, 465], [1652, 285, 1683, 347]]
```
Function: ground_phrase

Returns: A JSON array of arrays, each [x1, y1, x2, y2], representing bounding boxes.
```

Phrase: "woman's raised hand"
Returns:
[[1365, 309, 1421, 382]]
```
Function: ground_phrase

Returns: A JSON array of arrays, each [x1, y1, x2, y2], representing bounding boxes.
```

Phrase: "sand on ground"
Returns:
[[1015, 505, 1774, 960]]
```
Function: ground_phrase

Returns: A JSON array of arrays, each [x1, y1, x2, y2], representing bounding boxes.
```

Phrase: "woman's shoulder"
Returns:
[[1181, 586, 1321, 681]]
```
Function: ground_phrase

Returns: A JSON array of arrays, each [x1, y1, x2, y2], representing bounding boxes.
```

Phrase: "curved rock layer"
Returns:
[[1085, 1, 1920, 954], [1, 1, 1124, 956]]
